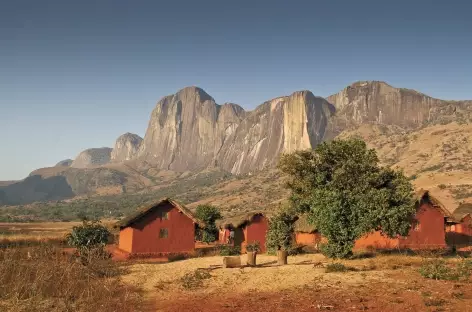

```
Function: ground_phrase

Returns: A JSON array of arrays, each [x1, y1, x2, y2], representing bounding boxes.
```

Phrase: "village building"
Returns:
[[115, 198, 204, 254], [293, 214, 323, 250], [354, 190, 450, 250], [218, 212, 269, 253], [446, 203, 472, 248]]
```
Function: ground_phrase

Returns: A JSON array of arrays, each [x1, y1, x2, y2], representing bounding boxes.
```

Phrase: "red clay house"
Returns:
[[218, 212, 269, 253], [354, 190, 450, 250], [446, 203, 472, 248], [115, 198, 204, 254]]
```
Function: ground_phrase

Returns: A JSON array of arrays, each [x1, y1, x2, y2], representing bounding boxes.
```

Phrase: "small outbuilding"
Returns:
[[293, 214, 323, 250], [115, 198, 204, 254], [218, 212, 269, 253], [354, 190, 450, 250], [446, 203, 472, 248]]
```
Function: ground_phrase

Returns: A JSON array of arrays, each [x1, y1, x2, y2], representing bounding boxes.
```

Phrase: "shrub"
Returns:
[[66, 220, 111, 251], [195, 205, 222, 243], [419, 259, 472, 281], [266, 211, 295, 253], [180, 269, 212, 290], [438, 184, 447, 189], [219, 245, 241, 256], [325, 263, 357, 273], [246, 241, 260, 253]]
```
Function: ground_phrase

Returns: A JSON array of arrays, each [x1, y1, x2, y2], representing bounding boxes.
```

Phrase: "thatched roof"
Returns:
[[416, 189, 453, 219], [453, 203, 472, 222], [293, 214, 317, 233], [115, 198, 204, 229], [217, 211, 269, 229]]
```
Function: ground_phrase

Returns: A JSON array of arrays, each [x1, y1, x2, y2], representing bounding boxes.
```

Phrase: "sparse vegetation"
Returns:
[[180, 269, 212, 290], [419, 258, 472, 281], [0, 245, 143, 312], [219, 245, 241, 256], [325, 262, 357, 273], [246, 241, 260, 253]]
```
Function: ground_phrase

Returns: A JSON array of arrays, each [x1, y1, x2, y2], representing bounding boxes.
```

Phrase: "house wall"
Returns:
[[219, 228, 230, 243], [118, 227, 134, 253], [122, 202, 196, 254], [295, 232, 323, 246], [354, 231, 400, 250], [399, 203, 446, 249], [355, 202, 446, 250], [446, 215, 472, 247], [243, 215, 268, 253]]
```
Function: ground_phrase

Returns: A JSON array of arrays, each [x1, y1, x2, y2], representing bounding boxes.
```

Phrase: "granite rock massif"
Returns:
[[2, 81, 472, 205]]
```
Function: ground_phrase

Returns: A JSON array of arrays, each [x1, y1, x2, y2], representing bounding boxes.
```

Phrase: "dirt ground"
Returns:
[[122, 253, 472, 312]]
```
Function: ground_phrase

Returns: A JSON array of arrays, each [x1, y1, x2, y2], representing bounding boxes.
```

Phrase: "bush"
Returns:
[[195, 205, 222, 243], [438, 184, 447, 189], [180, 269, 212, 290], [66, 220, 111, 251], [325, 262, 357, 273], [219, 245, 241, 256], [246, 241, 260, 253], [266, 211, 295, 253], [419, 259, 472, 281]]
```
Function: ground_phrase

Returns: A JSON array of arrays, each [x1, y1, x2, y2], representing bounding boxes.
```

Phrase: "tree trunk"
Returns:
[[246, 251, 257, 266], [277, 250, 288, 265]]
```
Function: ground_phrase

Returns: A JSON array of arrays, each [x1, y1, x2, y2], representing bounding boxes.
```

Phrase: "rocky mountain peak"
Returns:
[[55, 159, 73, 167], [111, 133, 143, 162], [71, 147, 113, 168]]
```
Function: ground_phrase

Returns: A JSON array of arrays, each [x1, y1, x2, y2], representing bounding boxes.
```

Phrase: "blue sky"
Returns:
[[1, 0, 471, 180]]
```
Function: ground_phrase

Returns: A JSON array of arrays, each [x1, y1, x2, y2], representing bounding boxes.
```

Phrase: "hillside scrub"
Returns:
[[279, 138, 416, 259]]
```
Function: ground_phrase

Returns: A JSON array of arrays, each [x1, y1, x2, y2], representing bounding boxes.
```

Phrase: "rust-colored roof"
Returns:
[[115, 198, 204, 229]]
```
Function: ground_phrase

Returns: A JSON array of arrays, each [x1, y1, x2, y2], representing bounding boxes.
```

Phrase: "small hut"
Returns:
[[218, 212, 269, 253], [446, 203, 472, 247], [293, 214, 323, 250], [115, 198, 204, 254]]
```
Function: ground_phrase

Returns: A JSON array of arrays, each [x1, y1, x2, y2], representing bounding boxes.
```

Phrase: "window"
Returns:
[[413, 221, 420, 231], [159, 211, 169, 220], [159, 228, 168, 238]]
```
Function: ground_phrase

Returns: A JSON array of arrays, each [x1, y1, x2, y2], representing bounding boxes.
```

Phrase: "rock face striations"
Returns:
[[138, 86, 246, 171], [327, 81, 472, 133], [111, 133, 143, 162], [216, 91, 334, 174], [71, 148, 113, 168], [137, 87, 334, 174]]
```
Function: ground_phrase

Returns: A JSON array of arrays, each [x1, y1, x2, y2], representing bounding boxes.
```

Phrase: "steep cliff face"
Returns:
[[111, 133, 143, 162], [327, 81, 472, 133], [138, 87, 246, 171], [216, 91, 335, 174], [71, 147, 113, 168]]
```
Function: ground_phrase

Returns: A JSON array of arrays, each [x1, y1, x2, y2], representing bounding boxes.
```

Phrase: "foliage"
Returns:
[[246, 241, 260, 253], [266, 210, 295, 253], [195, 204, 222, 243], [278, 138, 416, 259], [66, 220, 111, 252], [219, 245, 241, 256], [419, 258, 472, 281], [180, 269, 212, 290]]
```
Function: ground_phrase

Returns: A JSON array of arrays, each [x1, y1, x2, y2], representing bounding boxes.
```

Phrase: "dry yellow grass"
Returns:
[[123, 253, 426, 300]]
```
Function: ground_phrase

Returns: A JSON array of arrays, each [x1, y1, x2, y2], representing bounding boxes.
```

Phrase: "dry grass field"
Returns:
[[122, 253, 472, 312]]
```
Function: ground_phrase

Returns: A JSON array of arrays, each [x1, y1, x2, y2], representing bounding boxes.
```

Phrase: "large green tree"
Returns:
[[278, 137, 416, 258], [195, 204, 222, 243]]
